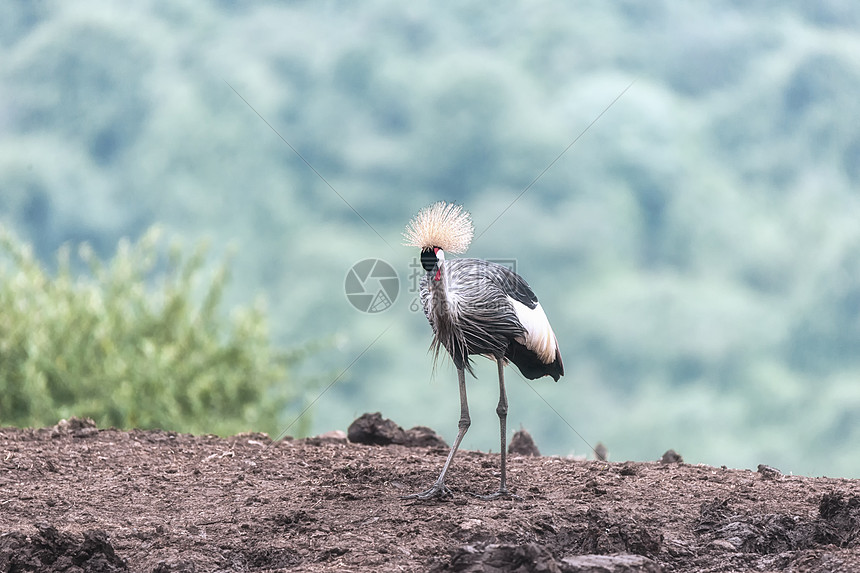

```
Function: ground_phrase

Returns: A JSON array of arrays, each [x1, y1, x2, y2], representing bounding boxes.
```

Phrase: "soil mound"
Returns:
[[2, 415, 860, 571], [0, 523, 126, 572]]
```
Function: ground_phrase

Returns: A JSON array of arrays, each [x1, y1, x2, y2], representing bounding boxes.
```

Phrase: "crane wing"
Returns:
[[487, 262, 563, 379], [486, 263, 539, 310]]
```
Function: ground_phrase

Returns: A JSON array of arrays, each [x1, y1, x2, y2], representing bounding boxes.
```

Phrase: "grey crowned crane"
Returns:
[[402, 202, 564, 500]]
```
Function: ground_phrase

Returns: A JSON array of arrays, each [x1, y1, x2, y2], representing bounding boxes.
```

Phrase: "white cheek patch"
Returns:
[[508, 297, 558, 364]]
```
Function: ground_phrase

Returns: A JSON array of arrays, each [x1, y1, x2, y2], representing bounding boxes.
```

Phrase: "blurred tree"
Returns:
[[0, 226, 309, 437]]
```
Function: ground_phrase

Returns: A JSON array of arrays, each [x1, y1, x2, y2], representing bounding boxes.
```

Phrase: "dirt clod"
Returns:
[[442, 543, 561, 573], [509, 429, 541, 457], [0, 523, 126, 572], [560, 553, 661, 573], [402, 425, 448, 448], [347, 411, 447, 448], [758, 464, 783, 479], [815, 492, 860, 547], [348, 412, 404, 445], [51, 416, 99, 439], [152, 560, 197, 573]]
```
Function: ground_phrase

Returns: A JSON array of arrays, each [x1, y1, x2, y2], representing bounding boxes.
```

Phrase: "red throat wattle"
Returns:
[[434, 247, 441, 281]]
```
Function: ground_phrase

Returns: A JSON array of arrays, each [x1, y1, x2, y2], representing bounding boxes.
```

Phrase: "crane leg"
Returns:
[[402, 367, 470, 500], [473, 359, 521, 500]]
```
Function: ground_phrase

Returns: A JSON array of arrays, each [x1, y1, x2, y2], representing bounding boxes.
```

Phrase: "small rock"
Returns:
[[401, 425, 448, 448], [619, 463, 637, 477], [593, 442, 609, 461], [446, 543, 561, 573], [53, 417, 99, 438], [60, 416, 97, 430], [508, 429, 541, 456], [660, 449, 683, 464], [458, 518, 483, 531], [707, 539, 738, 552], [757, 464, 782, 480], [154, 561, 197, 573], [232, 431, 272, 443], [560, 553, 661, 573], [315, 430, 348, 442]]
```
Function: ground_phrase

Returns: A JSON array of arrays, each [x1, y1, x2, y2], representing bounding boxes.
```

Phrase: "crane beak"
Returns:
[[433, 248, 443, 281]]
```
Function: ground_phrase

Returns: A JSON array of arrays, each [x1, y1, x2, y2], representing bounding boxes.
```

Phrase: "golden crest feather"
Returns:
[[403, 202, 474, 254]]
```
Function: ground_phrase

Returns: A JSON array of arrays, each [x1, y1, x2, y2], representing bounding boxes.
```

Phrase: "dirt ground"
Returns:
[[2, 414, 860, 572]]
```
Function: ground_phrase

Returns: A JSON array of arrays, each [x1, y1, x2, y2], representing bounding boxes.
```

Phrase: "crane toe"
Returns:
[[470, 488, 522, 501], [400, 482, 453, 500]]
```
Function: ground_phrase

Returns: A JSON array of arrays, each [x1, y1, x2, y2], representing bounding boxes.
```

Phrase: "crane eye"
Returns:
[[420, 248, 437, 272]]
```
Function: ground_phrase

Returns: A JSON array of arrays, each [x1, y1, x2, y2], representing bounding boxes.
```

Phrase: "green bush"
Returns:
[[0, 226, 306, 436]]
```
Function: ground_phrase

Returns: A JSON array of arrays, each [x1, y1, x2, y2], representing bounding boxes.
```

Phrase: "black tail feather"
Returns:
[[505, 339, 563, 381]]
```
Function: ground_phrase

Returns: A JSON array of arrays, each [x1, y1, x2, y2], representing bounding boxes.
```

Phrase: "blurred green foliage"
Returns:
[[0, 226, 306, 436], [1, 1, 860, 475]]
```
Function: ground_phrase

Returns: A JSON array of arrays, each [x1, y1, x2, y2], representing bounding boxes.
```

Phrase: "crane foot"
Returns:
[[400, 482, 452, 500], [470, 488, 522, 501]]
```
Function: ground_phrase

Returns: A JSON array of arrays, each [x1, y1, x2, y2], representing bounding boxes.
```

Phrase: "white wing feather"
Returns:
[[508, 297, 558, 364]]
